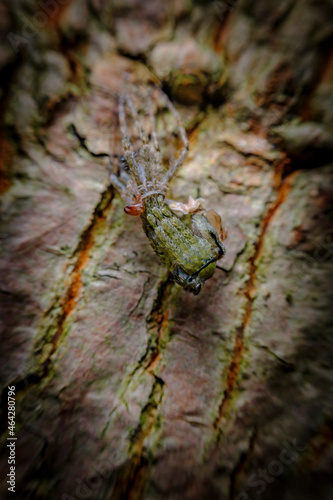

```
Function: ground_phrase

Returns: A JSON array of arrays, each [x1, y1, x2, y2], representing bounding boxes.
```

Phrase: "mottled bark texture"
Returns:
[[1, 1, 333, 499]]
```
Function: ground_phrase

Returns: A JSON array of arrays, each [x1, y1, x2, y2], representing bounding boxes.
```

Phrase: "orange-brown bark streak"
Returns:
[[13, 187, 115, 391], [214, 166, 297, 431], [45, 187, 115, 366]]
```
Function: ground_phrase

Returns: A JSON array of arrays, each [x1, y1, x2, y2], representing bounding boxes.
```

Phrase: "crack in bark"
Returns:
[[229, 427, 257, 500], [129, 276, 152, 316], [120, 276, 173, 397], [252, 341, 295, 370], [95, 274, 172, 499], [69, 122, 111, 159], [111, 376, 164, 500], [213, 164, 298, 436], [109, 277, 173, 499], [143, 277, 173, 372], [218, 139, 277, 163], [3, 185, 115, 396]]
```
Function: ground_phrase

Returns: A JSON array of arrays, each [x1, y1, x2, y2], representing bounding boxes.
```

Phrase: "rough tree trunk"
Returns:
[[1, 1, 333, 499]]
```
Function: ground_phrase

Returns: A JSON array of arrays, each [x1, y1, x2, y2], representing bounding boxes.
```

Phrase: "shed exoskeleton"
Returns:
[[109, 86, 226, 294]]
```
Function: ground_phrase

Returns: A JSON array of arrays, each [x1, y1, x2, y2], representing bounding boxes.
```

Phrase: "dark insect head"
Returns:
[[172, 265, 205, 295]]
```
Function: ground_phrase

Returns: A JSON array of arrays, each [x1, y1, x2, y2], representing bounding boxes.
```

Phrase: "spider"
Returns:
[[109, 86, 226, 295]]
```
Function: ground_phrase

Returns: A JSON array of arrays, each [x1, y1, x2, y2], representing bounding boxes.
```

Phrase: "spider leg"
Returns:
[[125, 95, 149, 146], [108, 128, 127, 193], [107, 152, 124, 173], [148, 93, 160, 152], [118, 96, 146, 187], [110, 172, 127, 192], [120, 166, 130, 183], [160, 90, 189, 184], [146, 91, 165, 187], [125, 94, 154, 184]]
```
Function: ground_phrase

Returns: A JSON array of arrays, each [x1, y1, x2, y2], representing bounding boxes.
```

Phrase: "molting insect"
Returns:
[[109, 86, 227, 295]]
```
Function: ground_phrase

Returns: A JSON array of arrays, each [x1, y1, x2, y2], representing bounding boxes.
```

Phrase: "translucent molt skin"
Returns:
[[109, 87, 226, 294]]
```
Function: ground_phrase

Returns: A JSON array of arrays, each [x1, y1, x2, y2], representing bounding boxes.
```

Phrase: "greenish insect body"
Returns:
[[141, 194, 225, 294]]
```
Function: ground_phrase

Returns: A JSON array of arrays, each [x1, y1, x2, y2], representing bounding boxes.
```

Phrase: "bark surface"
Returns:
[[1, 1, 333, 499]]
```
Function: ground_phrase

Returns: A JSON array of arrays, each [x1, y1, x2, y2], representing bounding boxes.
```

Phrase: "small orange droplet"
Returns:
[[124, 202, 144, 216]]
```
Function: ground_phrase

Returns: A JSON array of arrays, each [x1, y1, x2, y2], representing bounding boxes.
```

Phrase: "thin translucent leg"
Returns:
[[108, 152, 114, 173], [107, 153, 123, 173], [160, 91, 189, 184], [107, 149, 130, 181], [110, 172, 127, 193], [125, 95, 152, 183], [108, 133, 126, 193], [120, 167, 130, 183], [107, 109, 118, 176], [148, 94, 160, 152], [118, 96, 145, 186], [125, 95, 149, 146], [145, 93, 163, 185]]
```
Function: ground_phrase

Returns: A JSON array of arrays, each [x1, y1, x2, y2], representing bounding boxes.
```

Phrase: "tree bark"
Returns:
[[1, 1, 333, 499]]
